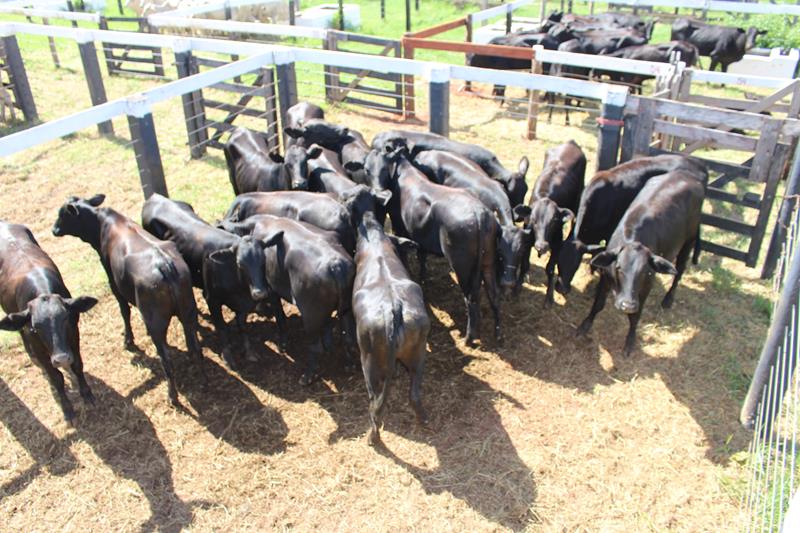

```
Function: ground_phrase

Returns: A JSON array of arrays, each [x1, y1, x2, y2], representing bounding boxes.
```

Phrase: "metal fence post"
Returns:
[[276, 58, 298, 149], [288, 0, 296, 25], [427, 67, 449, 138], [127, 97, 168, 199], [174, 46, 207, 159], [77, 39, 113, 136], [1, 34, 38, 123], [505, 5, 513, 33], [596, 88, 627, 171]]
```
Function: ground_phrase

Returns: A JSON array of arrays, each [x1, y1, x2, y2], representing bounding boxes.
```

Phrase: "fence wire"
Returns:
[[742, 197, 800, 533]]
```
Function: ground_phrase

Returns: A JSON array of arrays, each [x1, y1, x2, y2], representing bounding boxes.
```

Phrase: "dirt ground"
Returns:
[[0, 37, 775, 532]]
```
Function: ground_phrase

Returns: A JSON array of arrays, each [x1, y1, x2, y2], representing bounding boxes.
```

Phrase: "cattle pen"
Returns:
[[1, 6, 800, 531]]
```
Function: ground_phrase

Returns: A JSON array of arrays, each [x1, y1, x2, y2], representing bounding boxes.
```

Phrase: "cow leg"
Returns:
[[546, 92, 554, 124], [417, 249, 428, 283], [564, 96, 571, 126], [235, 313, 258, 363], [101, 263, 135, 349], [178, 305, 207, 387], [270, 294, 289, 351], [408, 346, 427, 426], [577, 276, 610, 336], [544, 250, 559, 308], [340, 310, 358, 372], [209, 301, 239, 370], [44, 365, 76, 425], [481, 265, 501, 342], [662, 239, 693, 309], [622, 310, 643, 358], [70, 355, 95, 406], [362, 352, 390, 446], [143, 314, 180, 407]]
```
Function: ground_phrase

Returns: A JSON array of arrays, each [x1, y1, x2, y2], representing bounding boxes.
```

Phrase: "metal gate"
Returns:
[[323, 30, 403, 115], [98, 17, 165, 78]]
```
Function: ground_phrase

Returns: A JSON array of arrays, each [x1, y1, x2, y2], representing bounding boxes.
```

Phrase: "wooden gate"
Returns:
[[175, 52, 279, 157], [323, 31, 403, 115], [619, 95, 800, 268], [98, 17, 165, 78]]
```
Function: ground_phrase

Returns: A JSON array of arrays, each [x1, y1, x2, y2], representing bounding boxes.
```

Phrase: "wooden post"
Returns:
[[402, 40, 415, 119], [416, 0, 419, 11], [596, 103, 625, 171], [175, 50, 207, 159], [567, 0, 573, 13], [381, 0, 385, 20], [1, 35, 37, 123], [127, 105, 167, 199], [747, 120, 785, 267], [41, 18, 61, 69], [405, 0, 411, 32], [289, 0, 296, 25], [117, 0, 124, 15], [589, 0, 595, 15], [323, 32, 338, 103], [428, 69, 450, 137], [338, 0, 344, 30], [506, 7, 513, 34], [539, 0, 547, 25], [526, 47, 543, 140], [97, 17, 116, 76], [464, 15, 473, 92], [77, 40, 113, 136], [276, 61, 298, 149]]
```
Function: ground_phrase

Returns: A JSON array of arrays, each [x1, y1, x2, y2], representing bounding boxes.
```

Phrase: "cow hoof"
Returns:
[[543, 297, 553, 309], [367, 430, 382, 447], [661, 296, 674, 310], [124, 340, 137, 352], [576, 321, 592, 337], [64, 413, 76, 427]]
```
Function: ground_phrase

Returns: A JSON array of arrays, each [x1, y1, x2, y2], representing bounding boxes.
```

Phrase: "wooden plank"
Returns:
[[407, 17, 466, 39], [331, 41, 396, 102], [700, 213, 755, 236], [687, 94, 792, 114], [331, 31, 401, 47], [632, 98, 657, 157], [705, 187, 761, 209], [526, 49, 543, 140], [653, 120, 758, 152], [341, 84, 402, 99], [104, 43, 162, 52], [699, 240, 748, 263], [106, 54, 160, 65], [336, 66, 401, 82], [343, 96, 402, 113], [647, 147, 753, 177], [208, 81, 267, 96], [620, 114, 636, 163], [194, 56, 230, 68], [749, 119, 782, 184], [627, 97, 769, 131], [402, 37, 534, 60], [747, 140, 789, 266]]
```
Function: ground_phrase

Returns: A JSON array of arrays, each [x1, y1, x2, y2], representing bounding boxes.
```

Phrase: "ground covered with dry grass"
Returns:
[[0, 35, 776, 532]]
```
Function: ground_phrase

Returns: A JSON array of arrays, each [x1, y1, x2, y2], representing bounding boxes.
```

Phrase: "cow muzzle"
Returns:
[[534, 241, 549, 257], [50, 352, 74, 369], [615, 299, 639, 314], [250, 288, 269, 301], [52, 224, 63, 236]]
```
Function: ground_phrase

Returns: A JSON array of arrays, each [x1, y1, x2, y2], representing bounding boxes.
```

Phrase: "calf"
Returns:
[[285, 101, 324, 148], [223, 191, 356, 253], [372, 130, 530, 208], [371, 148, 500, 344], [671, 19, 765, 72], [522, 141, 586, 306], [0, 222, 97, 424], [52, 195, 205, 407], [224, 128, 290, 194], [410, 149, 532, 294], [577, 170, 705, 356], [141, 194, 271, 368], [557, 155, 707, 295], [341, 186, 430, 445], [219, 215, 356, 384], [340, 129, 372, 184], [284, 119, 355, 153]]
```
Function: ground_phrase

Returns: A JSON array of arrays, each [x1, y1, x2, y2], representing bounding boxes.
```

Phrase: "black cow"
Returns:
[[604, 41, 699, 91], [577, 170, 705, 356], [141, 194, 271, 368], [224, 127, 317, 194], [372, 130, 530, 208], [340, 129, 372, 184], [52, 195, 205, 407], [219, 215, 356, 384], [522, 141, 586, 306], [671, 19, 765, 72], [0, 222, 98, 424], [341, 186, 429, 445], [369, 148, 501, 344], [410, 150, 532, 294], [285, 101, 324, 148], [223, 191, 356, 254], [571, 28, 649, 55], [557, 155, 707, 295], [284, 119, 355, 153]]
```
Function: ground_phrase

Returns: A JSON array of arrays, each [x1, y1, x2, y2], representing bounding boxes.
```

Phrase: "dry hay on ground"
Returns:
[[0, 47, 772, 532]]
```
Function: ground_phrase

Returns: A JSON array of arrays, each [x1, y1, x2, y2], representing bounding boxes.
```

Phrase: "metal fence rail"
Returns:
[[741, 191, 800, 531]]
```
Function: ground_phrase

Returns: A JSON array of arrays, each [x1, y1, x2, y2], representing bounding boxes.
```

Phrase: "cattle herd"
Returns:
[[469, 11, 767, 98], [2, 84, 709, 444]]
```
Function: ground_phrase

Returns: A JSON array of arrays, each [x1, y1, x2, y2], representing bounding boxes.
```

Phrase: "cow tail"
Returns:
[[223, 144, 240, 195], [157, 259, 186, 314], [373, 298, 403, 422]]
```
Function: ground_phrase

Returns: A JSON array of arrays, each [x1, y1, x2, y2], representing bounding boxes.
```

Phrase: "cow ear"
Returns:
[[65, 296, 98, 314], [263, 231, 284, 248], [374, 189, 392, 206], [512, 205, 531, 223], [66, 204, 80, 217], [518, 156, 530, 177], [388, 235, 418, 254], [268, 150, 284, 164], [87, 194, 106, 207], [589, 250, 617, 269], [559, 208, 575, 224], [0, 309, 31, 331], [649, 254, 678, 276], [208, 248, 235, 265], [284, 127, 304, 139], [344, 161, 364, 172], [307, 145, 323, 159]]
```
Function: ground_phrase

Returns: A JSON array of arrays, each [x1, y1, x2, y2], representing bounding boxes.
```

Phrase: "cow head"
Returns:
[[340, 185, 392, 226], [207, 234, 281, 302], [283, 144, 322, 191], [504, 157, 530, 208], [525, 198, 574, 257], [363, 145, 405, 192], [0, 294, 97, 369], [590, 242, 677, 314], [284, 119, 354, 152], [52, 194, 106, 244], [496, 222, 533, 293], [745, 27, 767, 50]]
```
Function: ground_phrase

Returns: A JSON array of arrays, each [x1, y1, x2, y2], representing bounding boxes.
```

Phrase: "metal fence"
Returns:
[[740, 190, 800, 531]]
